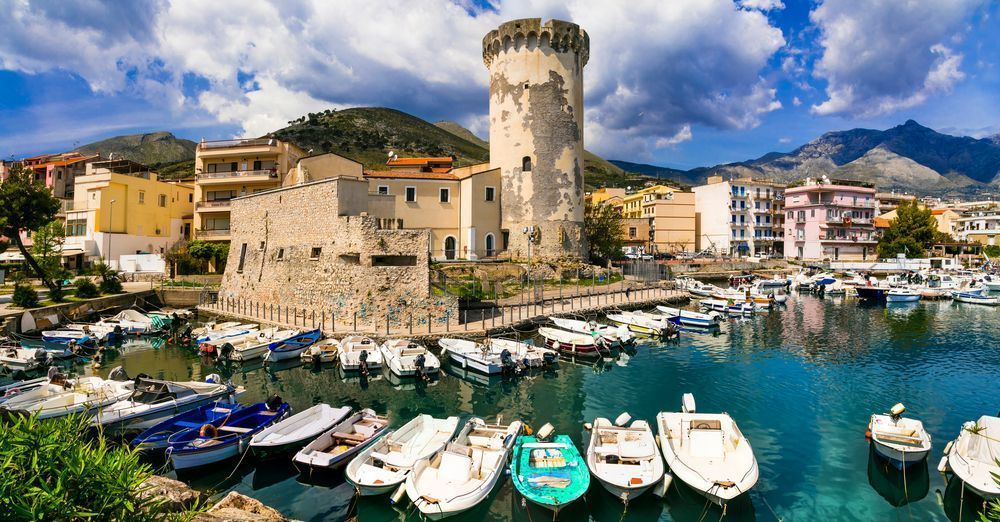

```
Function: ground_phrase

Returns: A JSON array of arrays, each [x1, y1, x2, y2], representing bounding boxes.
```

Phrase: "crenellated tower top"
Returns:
[[482, 18, 589, 68]]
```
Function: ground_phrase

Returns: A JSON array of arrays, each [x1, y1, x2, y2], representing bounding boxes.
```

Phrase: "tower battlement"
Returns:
[[482, 18, 589, 68]]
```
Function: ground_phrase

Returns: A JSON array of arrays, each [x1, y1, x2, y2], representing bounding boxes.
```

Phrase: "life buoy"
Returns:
[[199, 424, 219, 438], [552, 341, 561, 351]]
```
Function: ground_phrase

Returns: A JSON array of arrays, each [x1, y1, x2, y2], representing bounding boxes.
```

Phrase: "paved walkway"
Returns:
[[197, 286, 688, 340]]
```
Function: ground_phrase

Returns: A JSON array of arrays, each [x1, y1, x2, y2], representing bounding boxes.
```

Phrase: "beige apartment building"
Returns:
[[365, 160, 502, 261], [193, 138, 307, 241]]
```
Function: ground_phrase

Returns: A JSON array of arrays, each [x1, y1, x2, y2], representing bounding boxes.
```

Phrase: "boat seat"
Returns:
[[334, 432, 368, 443], [446, 442, 473, 456], [438, 451, 473, 484], [619, 440, 653, 460], [174, 421, 207, 429], [689, 429, 724, 458], [218, 426, 252, 434]]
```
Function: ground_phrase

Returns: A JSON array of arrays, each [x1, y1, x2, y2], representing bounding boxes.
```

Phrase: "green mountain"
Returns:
[[74, 131, 196, 168], [433, 121, 488, 148]]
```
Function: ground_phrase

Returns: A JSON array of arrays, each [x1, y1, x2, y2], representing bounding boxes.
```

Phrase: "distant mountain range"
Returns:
[[74, 131, 196, 167], [612, 120, 1000, 195]]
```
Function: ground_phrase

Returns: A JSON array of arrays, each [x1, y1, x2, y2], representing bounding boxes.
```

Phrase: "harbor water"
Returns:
[[15, 293, 1000, 521]]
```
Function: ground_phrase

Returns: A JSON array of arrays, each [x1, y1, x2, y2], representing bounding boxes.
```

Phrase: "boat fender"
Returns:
[[937, 455, 951, 473], [199, 424, 218, 438], [552, 341, 560, 351], [389, 483, 407, 505], [682, 393, 696, 414], [614, 412, 632, 427], [653, 472, 673, 498], [943, 440, 953, 456], [205, 373, 221, 384], [583, 422, 593, 431]]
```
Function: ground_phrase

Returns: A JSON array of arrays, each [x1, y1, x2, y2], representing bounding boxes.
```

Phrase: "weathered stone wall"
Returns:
[[483, 18, 589, 261], [219, 178, 453, 320]]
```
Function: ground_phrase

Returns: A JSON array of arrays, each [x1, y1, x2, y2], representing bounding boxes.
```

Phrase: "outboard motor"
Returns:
[[500, 349, 515, 374], [218, 342, 235, 360], [33, 349, 48, 363], [108, 366, 129, 381], [359, 349, 370, 375], [265, 393, 283, 412], [542, 350, 558, 366], [111, 325, 124, 343], [414, 353, 428, 381]]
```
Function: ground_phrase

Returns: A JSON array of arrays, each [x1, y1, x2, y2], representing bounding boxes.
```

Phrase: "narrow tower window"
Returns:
[[522, 156, 532, 172]]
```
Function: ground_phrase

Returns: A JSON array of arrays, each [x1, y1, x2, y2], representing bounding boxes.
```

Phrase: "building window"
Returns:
[[444, 236, 457, 260], [439, 188, 450, 203], [522, 156, 532, 172], [259, 241, 265, 250], [485, 186, 496, 202], [310, 247, 322, 259], [731, 215, 736, 223], [158, 194, 167, 207], [66, 219, 87, 237], [485, 233, 496, 257], [138, 191, 145, 204], [405, 186, 416, 202], [629, 227, 637, 238], [338, 253, 361, 265], [377, 185, 389, 195], [236, 243, 247, 273], [811, 209, 815, 217], [276, 248, 285, 261], [188, 194, 193, 203]]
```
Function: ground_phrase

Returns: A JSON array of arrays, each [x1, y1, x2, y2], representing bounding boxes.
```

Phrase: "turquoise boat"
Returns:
[[510, 433, 590, 515]]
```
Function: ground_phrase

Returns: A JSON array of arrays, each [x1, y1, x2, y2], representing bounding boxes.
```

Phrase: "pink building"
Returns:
[[784, 178, 878, 261]]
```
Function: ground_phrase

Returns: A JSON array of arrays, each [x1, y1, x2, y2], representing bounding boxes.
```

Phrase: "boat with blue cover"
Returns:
[[855, 286, 889, 301], [264, 329, 323, 362], [130, 401, 244, 453], [166, 400, 289, 471], [510, 424, 590, 515]]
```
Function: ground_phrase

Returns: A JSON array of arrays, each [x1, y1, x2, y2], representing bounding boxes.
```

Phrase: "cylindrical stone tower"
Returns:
[[483, 18, 589, 260]]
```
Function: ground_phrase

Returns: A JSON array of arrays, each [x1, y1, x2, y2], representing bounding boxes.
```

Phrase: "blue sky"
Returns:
[[0, 0, 997, 169]]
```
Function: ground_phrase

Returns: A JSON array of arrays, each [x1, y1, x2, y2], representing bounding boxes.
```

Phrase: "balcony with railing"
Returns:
[[825, 217, 873, 226], [196, 169, 280, 183], [197, 138, 279, 156], [56, 199, 76, 215], [821, 234, 877, 243], [195, 200, 233, 212], [196, 228, 231, 240]]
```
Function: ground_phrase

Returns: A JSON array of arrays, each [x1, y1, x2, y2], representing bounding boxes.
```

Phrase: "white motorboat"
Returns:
[[868, 404, 932, 469], [685, 280, 723, 298], [886, 288, 922, 303], [487, 338, 558, 368], [439, 338, 506, 375], [301, 338, 339, 363], [191, 321, 242, 337], [346, 414, 461, 496], [538, 326, 605, 358], [339, 336, 383, 372], [91, 375, 242, 435], [606, 311, 673, 336], [263, 329, 322, 362], [939, 415, 1000, 499], [952, 292, 1000, 305], [0, 377, 49, 405], [586, 413, 664, 502], [757, 275, 790, 288], [250, 403, 353, 457], [549, 316, 634, 346], [64, 323, 117, 341], [700, 299, 756, 317], [218, 328, 299, 361], [655, 394, 758, 506], [0, 347, 52, 372], [4, 378, 134, 420], [293, 408, 390, 472], [654, 305, 721, 328], [981, 274, 1000, 291], [406, 418, 522, 519], [380, 339, 441, 378], [97, 309, 160, 334], [40, 329, 94, 345], [195, 324, 259, 344]]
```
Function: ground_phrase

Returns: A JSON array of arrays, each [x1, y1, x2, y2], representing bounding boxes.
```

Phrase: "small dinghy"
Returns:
[[167, 400, 289, 471], [40, 329, 94, 345], [346, 414, 461, 496], [406, 417, 522, 520], [654, 305, 721, 328], [6, 378, 133, 420], [92, 374, 242, 435], [938, 415, 1000, 499], [952, 292, 1000, 306], [131, 402, 244, 453], [263, 329, 322, 362], [219, 328, 299, 361], [0, 377, 49, 405], [301, 338, 339, 363], [700, 299, 756, 317], [886, 289, 922, 303], [548, 316, 635, 347], [655, 394, 758, 506], [586, 413, 664, 502], [0, 347, 52, 372], [250, 403, 353, 457], [511, 423, 589, 515], [868, 403, 932, 469], [606, 311, 673, 336], [380, 339, 440, 378], [293, 408, 389, 473], [339, 336, 383, 372], [538, 326, 606, 358]]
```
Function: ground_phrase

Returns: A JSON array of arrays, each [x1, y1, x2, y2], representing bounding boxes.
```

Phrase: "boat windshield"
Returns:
[[129, 379, 177, 403]]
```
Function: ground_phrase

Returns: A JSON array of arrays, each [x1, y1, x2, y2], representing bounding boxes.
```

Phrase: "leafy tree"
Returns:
[[0, 163, 62, 290], [585, 202, 625, 263], [164, 240, 202, 275], [187, 240, 229, 273], [876, 201, 948, 259], [31, 220, 71, 301]]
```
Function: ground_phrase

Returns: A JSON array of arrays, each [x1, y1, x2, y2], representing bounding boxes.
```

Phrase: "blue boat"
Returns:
[[166, 401, 289, 471], [855, 287, 889, 301], [264, 329, 322, 362], [130, 401, 244, 453]]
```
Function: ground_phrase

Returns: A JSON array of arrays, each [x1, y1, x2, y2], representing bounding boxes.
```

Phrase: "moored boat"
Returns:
[[346, 414, 461, 496], [91, 374, 242, 435], [868, 403, 932, 469], [538, 326, 605, 358], [0, 347, 52, 372], [293, 408, 389, 473], [655, 394, 758, 506], [263, 328, 322, 362], [40, 329, 94, 345], [938, 415, 1000, 499], [339, 336, 383, 372], [549, 316, 634, 347], [586, 413, 664, 502], [130, 401, 245, 453], [250, 403, 353, 457], [380, 339, 440, 378], [952, 292, 1000, 306], [855, 286, 889, 301], [606, 311, 674, 336], [166, 400, 289, 471], [216, 328, 300, 361], [510, 423, 589, 515], [886, 288, 922, 303], [654, 305, 721, 328], [301, 338, 339, 363]]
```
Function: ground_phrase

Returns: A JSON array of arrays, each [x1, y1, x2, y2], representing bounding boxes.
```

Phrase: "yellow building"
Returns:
[[365, 160, 502, 260], [612, 185, 697, 254], [62, 160, 193, 270], [586, 187, 626, 206], [193, 138, 307, 241]]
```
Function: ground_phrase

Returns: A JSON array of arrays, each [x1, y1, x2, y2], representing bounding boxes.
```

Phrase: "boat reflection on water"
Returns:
[[383, 367, 438, 392], [249, 457, 298, 491], [335, 365, 383, 387], [940, 471, 993, 522], [867, 445, 929, 507]]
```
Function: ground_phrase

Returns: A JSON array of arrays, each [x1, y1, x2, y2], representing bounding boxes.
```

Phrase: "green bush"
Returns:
[[0, 414, 196, 520], [74, 278, 99, 298], [100, 277, 124, 294], [12, 282, 39, 308], [48, 285, 66, 302]]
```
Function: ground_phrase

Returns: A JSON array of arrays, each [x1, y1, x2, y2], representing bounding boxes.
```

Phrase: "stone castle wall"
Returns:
[[483, 18, 589, 261], [219, 178, 455, 322]]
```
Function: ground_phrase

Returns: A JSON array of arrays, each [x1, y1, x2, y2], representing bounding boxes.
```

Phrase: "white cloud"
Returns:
[[778, 136, 792, 144], [0, 0, 785, 157], [792, 96, 802, 106], [655, 125, 693, 148], [809, 0, 985, 117]]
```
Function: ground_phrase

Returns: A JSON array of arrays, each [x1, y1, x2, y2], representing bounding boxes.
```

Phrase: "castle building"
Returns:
[[483, 18, 589, 260]]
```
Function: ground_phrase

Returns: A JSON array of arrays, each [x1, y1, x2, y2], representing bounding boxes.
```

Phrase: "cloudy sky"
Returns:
[[1, 0, 997, 169]]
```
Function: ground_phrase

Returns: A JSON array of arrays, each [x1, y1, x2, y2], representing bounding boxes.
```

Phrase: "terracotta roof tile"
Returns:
[[386, 157, 453, 167], [364, 170, 458, 181]]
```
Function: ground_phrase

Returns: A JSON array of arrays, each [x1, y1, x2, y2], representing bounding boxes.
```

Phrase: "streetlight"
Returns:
[[107, 199, 116, 269]]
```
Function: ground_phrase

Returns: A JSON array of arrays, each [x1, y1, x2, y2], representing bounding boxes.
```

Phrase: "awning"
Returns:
[[0, 250, 25, 262], [60, 249, 85, 257]]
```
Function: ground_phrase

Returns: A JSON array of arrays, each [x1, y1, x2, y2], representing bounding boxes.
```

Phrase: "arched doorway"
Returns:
[[444, 236, 457, 260], [485, 233, 496, 257]]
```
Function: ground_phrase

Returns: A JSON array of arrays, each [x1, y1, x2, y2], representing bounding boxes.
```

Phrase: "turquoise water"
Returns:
[[13, 294, 1000, 521]]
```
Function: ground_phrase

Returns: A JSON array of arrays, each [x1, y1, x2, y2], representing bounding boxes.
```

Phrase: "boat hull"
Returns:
[[872, 441, 930, 469], [886, 294, 921, 303], [855, 287, 888, 301]]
